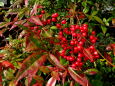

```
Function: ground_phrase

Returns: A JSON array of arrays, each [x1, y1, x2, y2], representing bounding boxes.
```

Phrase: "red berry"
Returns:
[[90, 35, 94, 40], [75, 25, 80, 29], [52, 13, 59, 18], [91, 31, 96, 35], [56, 24, 61, 28], [68, 56, 75, 61], [93, 51, 98, 55], [41, 10, 45, 14], [91, 39, 96, 43], [75, 61, 79, 66], [47, 19, 51, 24], [78, 41, 84, 46], [78, 53, 83, 58], [38, 14, 43, 18], [77, 45, 83, 51], [70, 27, 75, 31], [89, 45, 95, 50], [70, 40, 75, 45], [71, 64, 76, 68], [52, 18, 57, 22], [61, 20, 66, 24], [77, 57, 82, 62], [82, 32, 87, 37], [82, 24, 88, 27], [79, 62, 83, 66], [74, 47, 78, 53], [72, 33, 77, 37]]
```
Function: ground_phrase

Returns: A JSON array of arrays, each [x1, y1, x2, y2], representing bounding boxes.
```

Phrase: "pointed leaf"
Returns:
[[14, 53, 47, 86], [2, 61, 14, 69], [49, 54, 65, 70], [93, 16, 104, 25], [101, 25, 107, 34], [46, 77, 57, 86], [84, 68, 99, 75], [28, 16, 43, 26], [83, 48, 94, 62], [30, 3, 38, 16], [68, 67, 90, 86]]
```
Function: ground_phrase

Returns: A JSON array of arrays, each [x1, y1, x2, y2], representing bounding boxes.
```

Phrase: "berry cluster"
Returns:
[[57, 22, 99, 68], [27, 10, 100, 69]]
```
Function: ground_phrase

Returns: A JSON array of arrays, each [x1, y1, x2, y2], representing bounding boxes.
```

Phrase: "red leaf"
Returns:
[[30, 4, 39, 16], [49, 54, 65, 70], [14, 53, 47, 86], [104, 52, 112, 63], [10, 20, 23, 30], [68, 67, 90, 86], [2, 61, 14, 69], [46, 77, 57, 86], [83, 48, 94, 62], [28, 16, 43, 26]]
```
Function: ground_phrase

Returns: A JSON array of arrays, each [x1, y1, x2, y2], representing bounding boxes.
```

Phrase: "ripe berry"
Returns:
[[72, 33, 77, 37], [61, 20, 66, 24], [91, 31, 96, 35], [52, 13, 59, 18], [75, 61, 79, 66], [74, 47, 78, 53], [75, 25, 80, 29], [90, 35, 94, 40], [71, 64, 76, 68], [38, 14, 43, 18], [47, 19, 51, 24], [77, 45, 83, 51], [52, 18, 57, 22], [41, 10, 45, 14], [82, 24, 88, 27], [89, 45, 95, 50], [78, 53, 83, 58], [56, 24, 61, 28], [77, 57, 82, 62], [79, 62, 83, 66], [70, 40, 75, 45], [93, 51, 98, 55], [78, 41, 84, 46], [68, 56, 75, 61], [70, 27, 75, 31], [91, 39, 96, 43]]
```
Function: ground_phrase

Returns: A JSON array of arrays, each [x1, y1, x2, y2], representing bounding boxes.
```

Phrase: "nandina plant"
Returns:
[[0, 1, 115, 86], [9, 8, 103, 86]]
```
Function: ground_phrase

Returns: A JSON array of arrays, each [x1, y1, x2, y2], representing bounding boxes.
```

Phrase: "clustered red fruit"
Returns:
[[27, 10, 100, 69], [58, 23, 99, 68]]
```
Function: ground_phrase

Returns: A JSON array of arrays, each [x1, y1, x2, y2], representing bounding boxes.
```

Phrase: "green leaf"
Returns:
[[91, 11, 98, 16], [93, 16, 104, 25], [84, 68, 99, 75], [101, 25, 107, 34], [50, 26, 57, 30], [82, 1, 87, 7], [83, 7, 89, 14], [0, 2, 4, 6]]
